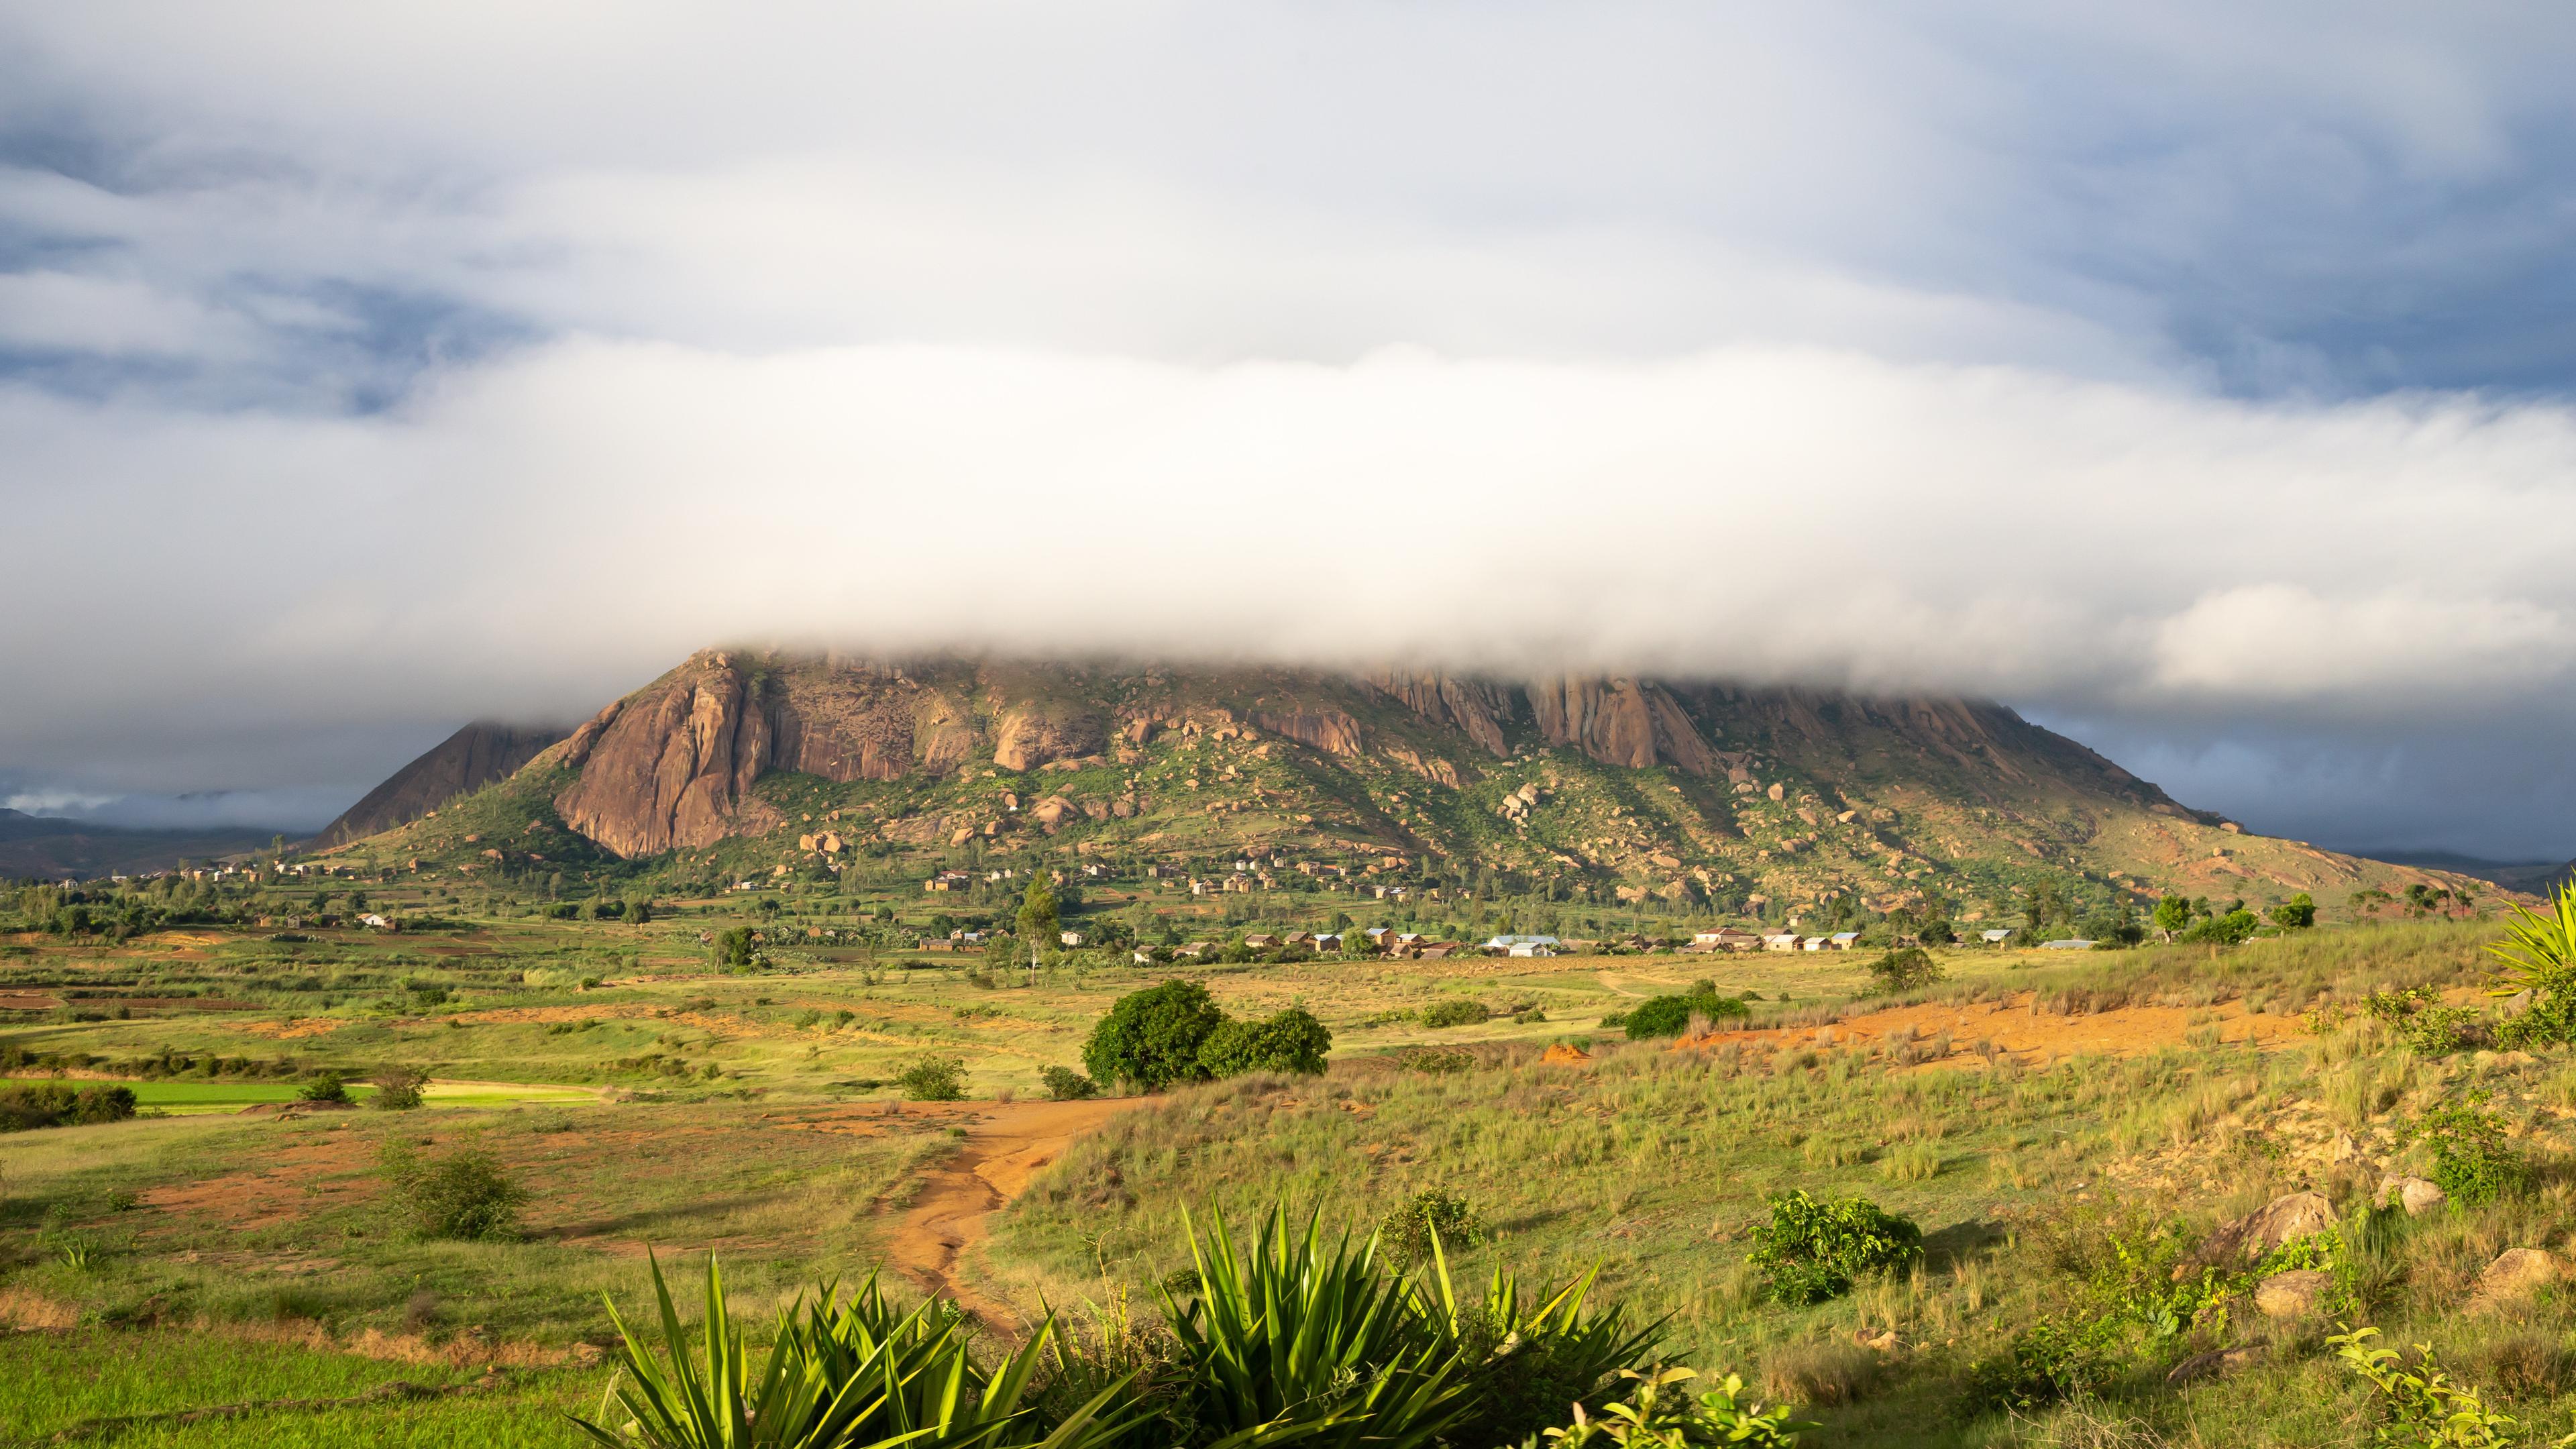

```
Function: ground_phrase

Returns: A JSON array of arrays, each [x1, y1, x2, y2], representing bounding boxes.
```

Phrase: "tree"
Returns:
[[1197, 1006, 1332, 1077], [1866, 947, 1945, 995], [1016, 878, 1059, 954], [2268, 893, 2316, 930], [2152, 894, 2192, 942], [1083, 979, 1228, 1091]]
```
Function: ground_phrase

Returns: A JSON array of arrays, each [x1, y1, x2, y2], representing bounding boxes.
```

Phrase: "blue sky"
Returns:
[[2, 4, 2573, 858]]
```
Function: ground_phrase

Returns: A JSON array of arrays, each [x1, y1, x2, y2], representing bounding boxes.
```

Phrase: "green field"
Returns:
[[3, 888, 2571, 1445]]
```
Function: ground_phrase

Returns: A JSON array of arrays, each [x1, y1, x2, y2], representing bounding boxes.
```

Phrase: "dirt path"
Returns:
[[879, 1097, 1135, 1331]]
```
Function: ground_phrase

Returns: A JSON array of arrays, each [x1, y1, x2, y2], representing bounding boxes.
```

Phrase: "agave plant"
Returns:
[[1418, 1232, 1667, 1448], [570, 1254, 1133, 1449], [1162, 1205, 1466, 1449], [2489, 881, 2576, 1046]]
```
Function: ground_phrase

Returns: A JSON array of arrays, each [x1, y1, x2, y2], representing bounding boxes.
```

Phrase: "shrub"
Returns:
[[1083, 979, 1228, 1091], [1746, 1191, 1921, 1305], [898, 1055, 967, 1102], [1621, 990, 1749, 1040], [1865, 947, 1943, 995], [372, 1067, 426, 1111], [1399, 1048, 1477, 1075], [1538, 1366, 1811, 1448], [2269, 892, 2317, 929], [1419, 999, 1491, 1029], [1198, 1007, 1332, 1077], [2184, 908, 2261, 945], [1039, 1065, 1098, 1100], [1379, 1188, 1479, 1270], [2332, 1326, 2516, 1448], [378, 1142, 527, 1241], [298, 1072, 350, 1104], [1963, 1318, 2119, 1414], [72, 1085, 138, 1125], [1, 1083, 138, 1132], [2421, 1095, 2526, 1206]]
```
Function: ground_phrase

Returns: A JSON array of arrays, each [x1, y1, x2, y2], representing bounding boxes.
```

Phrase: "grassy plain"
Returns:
[[3, 905, 2570, 1446]]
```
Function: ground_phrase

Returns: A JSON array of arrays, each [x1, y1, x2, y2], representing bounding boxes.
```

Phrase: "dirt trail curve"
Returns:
[[881, 1097, 1134, 1332]]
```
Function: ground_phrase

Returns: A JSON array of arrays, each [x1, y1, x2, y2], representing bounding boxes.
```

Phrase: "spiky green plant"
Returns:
[[1163, 1205, 1466, 1449], [2490, 880, 2576, 1046], [570, 1254, 1133, 1449], [1419, 1233, 1667, 1449]]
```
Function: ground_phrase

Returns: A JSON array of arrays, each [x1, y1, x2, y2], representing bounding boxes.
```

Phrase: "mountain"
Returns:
[[341, 649, 2480, 920], [311, 722, 569, 850], [0, 808, 275, 880], [2351, 849, 2574, 897]]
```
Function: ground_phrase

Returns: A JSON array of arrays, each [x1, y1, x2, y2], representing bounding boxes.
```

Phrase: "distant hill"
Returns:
[[0, 808, 274, 880], [336, 649, 2487, 922], [311, 722, 568, 850], [2349, 849, 2574, 896]]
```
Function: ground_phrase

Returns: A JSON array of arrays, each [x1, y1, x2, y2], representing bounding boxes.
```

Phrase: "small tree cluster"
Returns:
[[1081, 980, 1332, 1091]]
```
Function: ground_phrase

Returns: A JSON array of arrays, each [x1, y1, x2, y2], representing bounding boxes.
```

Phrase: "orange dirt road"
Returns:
[[878, 1097, 1134, 1330]]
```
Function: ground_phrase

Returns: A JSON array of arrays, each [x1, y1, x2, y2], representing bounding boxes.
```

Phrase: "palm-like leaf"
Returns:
[[2491, 880, 2576, 987], [570, 1254, 1135, 1449], [1164, 1205, 1466, 1449]]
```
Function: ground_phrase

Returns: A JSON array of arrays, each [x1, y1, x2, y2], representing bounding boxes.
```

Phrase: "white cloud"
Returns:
[[7, 3, 2576, 852]]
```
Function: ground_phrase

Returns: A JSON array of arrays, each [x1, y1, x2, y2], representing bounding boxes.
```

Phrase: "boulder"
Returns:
[[2196, 1192, 2335, 1267], [2377, 1176, 2445, 1217], [1030, 796, 1079, 827], [2253, 1270, 2331, 1320], [2165, 1346, 2263, 1385], [2474, 1249, 2562, 1306]]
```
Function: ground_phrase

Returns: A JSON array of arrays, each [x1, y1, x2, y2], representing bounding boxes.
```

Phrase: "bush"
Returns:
[[1865, 947, 1944, 995], [1963, 1317, 2119, 1414], [898, 1055, 967, 1102], [1746, 1191, 1921, 1305], [299, 1072, 350, 1104], [372, 1067, 426, 1111], [1398, 1048, 1476, 1075], [72, 1085, 138, 1125], [1039, 1065, 1098, 1100], [2184, 908, 2261, 945], [378, 1142, 527, 1241], [1083, 979, 1228, 1091], [1419, 999, 1491, 1029], [2333, 1326, 2515, 1448], [1379, 1188, 1479, 1270], [2269, 892, 2317, 929], [1538, 1366, 1811, 1449], [2422, 1095, 2526, 1205], [1621, 990, 1750, 1040], [1, 1083, 138, 1132], [1198, 1007, 1332, 1077]]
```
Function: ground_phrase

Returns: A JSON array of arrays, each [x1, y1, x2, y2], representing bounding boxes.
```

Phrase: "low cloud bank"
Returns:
[[5, 338, 2573, 851]]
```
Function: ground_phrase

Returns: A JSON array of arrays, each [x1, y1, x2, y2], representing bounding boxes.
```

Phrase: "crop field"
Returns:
[[3, 892, 2572, 1446]]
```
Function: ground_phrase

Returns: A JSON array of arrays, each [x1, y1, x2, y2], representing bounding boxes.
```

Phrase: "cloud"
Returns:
[[6, 5, 2576, 853], [5, 339, 2574, 794]]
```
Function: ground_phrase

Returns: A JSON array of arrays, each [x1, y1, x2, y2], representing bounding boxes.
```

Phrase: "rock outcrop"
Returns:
[[1527, 676, 1717, 774], [553, 652, 778, 857], [1252, 708, 1365, 758], [2195, 1193, 2334, 1267], [314, 722, 568, 849], [1365, 669, 1513, 758], [991, 708, 1106, 772]]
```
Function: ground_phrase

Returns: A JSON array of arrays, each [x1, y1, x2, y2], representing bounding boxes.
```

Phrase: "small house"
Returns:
[[1059, 930, 1087, 947], [1242, 933, 1280, 950]]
